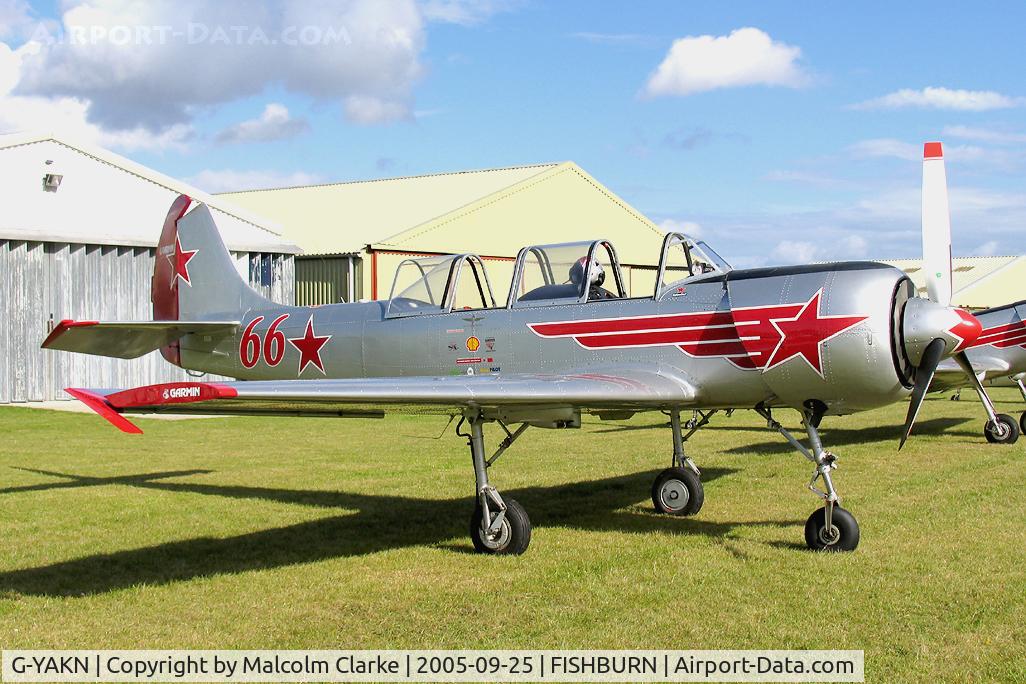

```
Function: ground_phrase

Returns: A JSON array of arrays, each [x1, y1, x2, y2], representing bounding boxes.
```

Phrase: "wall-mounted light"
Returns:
[[42, 159, 63, 192]]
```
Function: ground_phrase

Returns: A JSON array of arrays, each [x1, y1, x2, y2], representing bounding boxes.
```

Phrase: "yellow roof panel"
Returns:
[[882, 256, 1025, 309], [218, 163, 558, 254], [374, 162, 668, 266]]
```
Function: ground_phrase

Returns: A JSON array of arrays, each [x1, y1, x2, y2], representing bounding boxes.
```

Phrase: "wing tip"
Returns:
[[64, 387, 143, 434], [41, 320, 99, 349]]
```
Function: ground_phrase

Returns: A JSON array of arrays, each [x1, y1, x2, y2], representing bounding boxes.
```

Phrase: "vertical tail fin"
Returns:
[[152, 195, 272, 365], [922, 141, 953, 305]]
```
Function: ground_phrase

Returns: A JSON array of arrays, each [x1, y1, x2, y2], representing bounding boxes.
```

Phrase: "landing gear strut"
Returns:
[[952, 354, 1019, 444], [1016, 378, 1026, 436], [459, 411, 531, 555], [651, 408, 706, 516], [756, 403, 860, 552]]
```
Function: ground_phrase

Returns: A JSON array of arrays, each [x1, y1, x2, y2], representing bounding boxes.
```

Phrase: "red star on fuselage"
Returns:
[[168, 235, 198, 289], [288, 316, 332, 375], [763, 290, 868, 377]]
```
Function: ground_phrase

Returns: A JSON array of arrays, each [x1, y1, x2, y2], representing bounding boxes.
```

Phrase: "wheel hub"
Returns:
[[659, 479, 690, 512], [481, 517, 511, 550], [818, 524, 840, 546]]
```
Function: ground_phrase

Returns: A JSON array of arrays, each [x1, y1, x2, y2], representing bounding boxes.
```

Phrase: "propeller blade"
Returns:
[[900, 337, 947, 449], [922, 142, 953, 305]]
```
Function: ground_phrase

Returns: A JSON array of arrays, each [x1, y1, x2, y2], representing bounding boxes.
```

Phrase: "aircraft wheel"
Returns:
[[1019, 412, 1026, 436], [804, 507, 859, 552], [984, 414, 1019, 444], [651, 467, 704, 516], [470, 497, 531, 555]]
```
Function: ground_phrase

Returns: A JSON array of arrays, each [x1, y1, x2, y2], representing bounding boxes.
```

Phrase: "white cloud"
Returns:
[[344, 94, 412, 124], [658, 218, 702, 237], [215, 103, 309, 144], [942, 125, 1026, 144], [770, 235, 865, 264], [643, 27, 807, 98], [187, 168, 323, 193], [845, 137, 1015, 170], [851, 87, 1023, 111], [12, 0, 425, 133], [0, 0, 36, 40], [841, 234, 868, 258], [419, 0, 518, 25], [771, 240, 821, 264], [971, 240, 1000, 256], [0, 40, 192, 150], [847, 138, 920, 161]]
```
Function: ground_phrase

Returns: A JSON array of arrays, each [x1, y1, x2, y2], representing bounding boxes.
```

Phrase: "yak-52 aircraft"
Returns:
[[914, 142, 1026, 443], [43, 190, 985, 554]]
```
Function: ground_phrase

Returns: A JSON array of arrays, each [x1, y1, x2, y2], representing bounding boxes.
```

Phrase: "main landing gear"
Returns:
[[756, 402, 860, 552], [1016, 378, 1026, 437], [953, 355, 1020, 445], [459, 411, 532, 555], [651, 408, 707, 516]]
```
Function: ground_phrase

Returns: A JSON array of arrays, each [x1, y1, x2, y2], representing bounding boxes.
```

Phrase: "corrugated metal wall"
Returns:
[[295, 256, 357, 305], [0, 240, 294, 403]]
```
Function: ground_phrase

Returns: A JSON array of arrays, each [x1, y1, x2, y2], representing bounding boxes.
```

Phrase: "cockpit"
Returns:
[[510, 240, 626, 306], [384, 232, 731, 317]]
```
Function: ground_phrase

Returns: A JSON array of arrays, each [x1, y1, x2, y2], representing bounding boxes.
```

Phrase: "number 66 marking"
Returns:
[[240, 313, 290, 368]]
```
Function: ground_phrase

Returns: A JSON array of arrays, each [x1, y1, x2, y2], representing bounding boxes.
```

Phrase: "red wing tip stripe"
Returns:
[[65, 388, 143, 434], [107, 382, 239, 408], [41, 320, 99, 348]]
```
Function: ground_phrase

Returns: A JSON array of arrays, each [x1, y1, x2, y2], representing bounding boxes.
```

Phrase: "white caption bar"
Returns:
[[2, 650, 864, 682]]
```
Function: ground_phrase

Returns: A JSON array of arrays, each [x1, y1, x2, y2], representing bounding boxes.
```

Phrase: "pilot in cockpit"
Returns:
[[570, 256, 618, 300]]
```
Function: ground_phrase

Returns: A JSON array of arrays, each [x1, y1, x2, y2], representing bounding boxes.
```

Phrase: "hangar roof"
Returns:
[[219, 163, 558, 255], [0, 132, 300, 254], [883, 255, 1026, 309], [220, 161, 668, 264]]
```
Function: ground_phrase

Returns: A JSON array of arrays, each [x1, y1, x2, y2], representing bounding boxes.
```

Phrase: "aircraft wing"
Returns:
[[64, 368, 698, 434], [41, 320, 240, 359], [931, 354, 1013, 392]]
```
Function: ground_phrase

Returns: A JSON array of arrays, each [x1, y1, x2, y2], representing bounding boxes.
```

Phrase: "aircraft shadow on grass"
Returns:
[[596, 415, 975, 446], [0, 464, 807, 597]]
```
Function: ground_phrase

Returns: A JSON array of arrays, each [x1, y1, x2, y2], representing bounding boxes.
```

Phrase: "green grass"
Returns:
[[1, 391, 1024, 682]]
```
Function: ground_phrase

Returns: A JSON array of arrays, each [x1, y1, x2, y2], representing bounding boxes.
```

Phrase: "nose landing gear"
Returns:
[[757, 402, 860, 552]]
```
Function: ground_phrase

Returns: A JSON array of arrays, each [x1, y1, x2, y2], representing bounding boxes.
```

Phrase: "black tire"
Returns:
[[1019, 411, 1026, 437], [651, 467, 704, 516], [984, 414, 1019, 444], [470, 497, 531, 555], [804, 506, 860, 552]]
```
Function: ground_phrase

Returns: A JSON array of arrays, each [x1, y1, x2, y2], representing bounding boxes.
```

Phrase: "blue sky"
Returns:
[[2, 1, 1025, 266]]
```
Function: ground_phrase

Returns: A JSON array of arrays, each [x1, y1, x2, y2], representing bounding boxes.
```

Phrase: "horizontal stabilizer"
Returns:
[[41, 320, 239, 359]]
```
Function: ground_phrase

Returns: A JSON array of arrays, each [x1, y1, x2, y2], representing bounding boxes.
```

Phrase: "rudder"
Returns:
[[152, 195, 271, 364]]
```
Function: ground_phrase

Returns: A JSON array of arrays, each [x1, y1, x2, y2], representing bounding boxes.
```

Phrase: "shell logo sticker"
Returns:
[[466, 336, 480, 352]]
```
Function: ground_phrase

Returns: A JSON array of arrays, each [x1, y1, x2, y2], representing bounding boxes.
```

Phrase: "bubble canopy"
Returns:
[[383, 233, 732, 316]]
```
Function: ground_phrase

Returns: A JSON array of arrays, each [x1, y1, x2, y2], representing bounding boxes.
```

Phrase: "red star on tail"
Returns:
[[288, 316, 332, 375], [764, 290, 868, 377], [168, 235, 198, 289]]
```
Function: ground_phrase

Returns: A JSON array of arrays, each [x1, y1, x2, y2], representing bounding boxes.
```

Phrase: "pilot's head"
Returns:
[[570, 256, 605, 288]]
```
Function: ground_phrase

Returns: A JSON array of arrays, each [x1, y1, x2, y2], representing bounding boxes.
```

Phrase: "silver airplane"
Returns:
[[42, 194, 986, 555], [912, 142, 1025, 444]]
